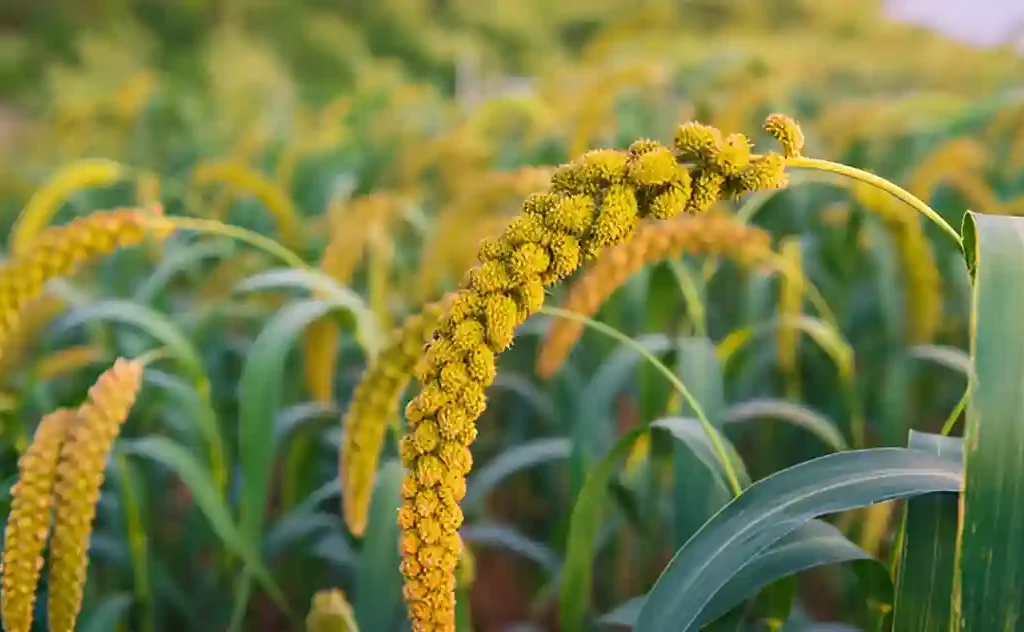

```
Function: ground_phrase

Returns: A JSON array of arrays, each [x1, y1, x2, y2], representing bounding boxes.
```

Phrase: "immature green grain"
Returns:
[[48, 358, 144, 632], [398, 116, 791, 631], [340, 298, 449, 537], [1, 409, 75, 632], [536, 212, 772, 379], [0, 207, 173, 362]]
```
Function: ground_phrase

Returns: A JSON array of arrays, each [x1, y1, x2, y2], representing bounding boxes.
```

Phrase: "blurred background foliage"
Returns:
[[1, 0, 1023, 631]]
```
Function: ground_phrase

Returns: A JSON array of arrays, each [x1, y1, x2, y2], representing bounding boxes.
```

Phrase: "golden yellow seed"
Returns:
[[1, 409, 75, 632], [49, 358, 143, 632]]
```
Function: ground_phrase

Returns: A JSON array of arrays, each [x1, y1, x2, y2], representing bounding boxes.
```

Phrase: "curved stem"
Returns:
[[761, 253, 842, 337], [941, 386, 969, 436], [539, 306, 743, 497], [784, 156, 962, 248], [164, 217, 310, 271], [134, 346, 172, 368], [667, 259, 707, 337]]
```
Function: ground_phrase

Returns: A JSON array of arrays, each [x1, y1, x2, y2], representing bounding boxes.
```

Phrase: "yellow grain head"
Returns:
[[9, 159, 128, 256], [397, 116, 794, 630], [341, 298, 449, 537], [0, 294, 66, 383], [303, 193, 403, 403], [1, 409, 75, 632], [852, 181, 941, 344], [306, 589, 356, 632], [48, 358, 143, 632], [191, 161, 302, 249], [777, 237, 803, 378], [536, 212, 772, 379], [904, 137, 988, 201], [33, 345, 107, 382], [0, 206, 173, 364]]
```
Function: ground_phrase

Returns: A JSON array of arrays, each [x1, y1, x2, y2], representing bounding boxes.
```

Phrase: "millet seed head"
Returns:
[[0, 207, 172, 365], [397, 118, 797, 631], [340, 297, 449, 538], [48, 358, 143, 632], [763, 113, 805, 158], [1, 409, 76, 632]]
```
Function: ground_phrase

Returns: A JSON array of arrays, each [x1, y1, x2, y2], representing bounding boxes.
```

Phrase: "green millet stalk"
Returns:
[[48, 358, 143, 632], [340, 297, 449, 537], [1, 409, 76, 632], [397, 117, 791, 631]]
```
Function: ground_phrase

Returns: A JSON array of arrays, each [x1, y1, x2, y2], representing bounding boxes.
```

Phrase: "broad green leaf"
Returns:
[[275, 401, 339, 509], [723, 399, 848, 452], [52, 299, 225, 490], [238, 299, 349, 549], [54, 299, 204, 378], [234, 266, 382, 356], [892, 431, 962, 631], [560, 428, 647, 632], [272, 401, 339, 456], [264, 512, 349, 561], [492, 372, 558, 426], [908, 344, 971, 377], [464, 438, 571, 513], [719, 315, 853, 384], [79, 593, 133, 632], [600, 519, 889, 629], [958, 212, 1024, 631], [651, 417, 751, 492], [119, 437, 287, 611], [134, 240, 235, 304], [354, 460, 405, 632], [670, 337, 733, 547], [462, 523, 561, 577], [635, 448, 962, 632], [571, 334, 674, 496], [561, 413, 748, 632]]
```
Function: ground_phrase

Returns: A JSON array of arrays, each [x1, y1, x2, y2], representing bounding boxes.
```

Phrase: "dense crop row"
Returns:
[[2, 2, 1024, 631]]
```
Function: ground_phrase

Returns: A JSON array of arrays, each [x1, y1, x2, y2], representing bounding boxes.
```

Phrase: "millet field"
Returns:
[[0, 1, 1023, 631]]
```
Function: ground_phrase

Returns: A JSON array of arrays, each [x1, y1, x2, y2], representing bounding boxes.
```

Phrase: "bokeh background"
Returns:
[[0, 1, 1022, 631]]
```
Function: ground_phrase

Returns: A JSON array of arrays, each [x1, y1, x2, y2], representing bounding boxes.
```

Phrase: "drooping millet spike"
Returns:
[[341, 296, 450, 537], [48, 358, 144, 632], [396, 116, 792, 631], [1, 409, 76, 632]]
